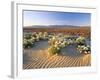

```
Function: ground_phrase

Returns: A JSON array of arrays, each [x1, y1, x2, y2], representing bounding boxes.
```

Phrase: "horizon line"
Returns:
[[23, 24, 91, 27]]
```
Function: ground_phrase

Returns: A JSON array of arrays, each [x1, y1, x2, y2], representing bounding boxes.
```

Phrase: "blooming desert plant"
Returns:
[[23, 38, 34, 48], [48, 45, 60, 56], [77, 45, 91, 54], [76, 36, 86, 45]]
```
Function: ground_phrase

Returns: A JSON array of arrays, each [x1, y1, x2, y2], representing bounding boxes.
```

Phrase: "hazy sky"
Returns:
[[23, 10, 91, 27]]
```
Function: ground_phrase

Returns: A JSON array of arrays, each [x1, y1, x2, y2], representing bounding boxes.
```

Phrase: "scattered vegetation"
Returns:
[[23, 31, 91, 55], [77, 45, 91, 54]]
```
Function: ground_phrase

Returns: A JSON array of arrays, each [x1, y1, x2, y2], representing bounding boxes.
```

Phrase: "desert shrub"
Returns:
[[44, 32, 48, 37], [76, 36, 86, 45], [23, 32, 49, 48], [48, 45, 60, 55], [35, 35, 40, 41], [32, 32, 37, 38], [42, 32, 49, 40], [48, 35, 70, 49], [60, 40, 67, 48], [38, 32, 43, 40], [24, 34, 32, 39], [48, 36, 57, 45], [23, 39, 34, 48], [77, 45, 91, 54]]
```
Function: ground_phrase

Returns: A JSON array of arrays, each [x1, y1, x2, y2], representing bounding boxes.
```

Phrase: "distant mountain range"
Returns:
[[24, 25, 90, 28]]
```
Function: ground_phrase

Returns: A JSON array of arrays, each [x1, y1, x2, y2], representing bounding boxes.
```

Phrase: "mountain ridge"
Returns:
[[24, 25, 90, 28]]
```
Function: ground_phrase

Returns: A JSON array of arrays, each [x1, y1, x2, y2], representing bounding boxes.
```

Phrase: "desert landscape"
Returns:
[[23, 27, 91, 69], [23, 10, 91, 69]]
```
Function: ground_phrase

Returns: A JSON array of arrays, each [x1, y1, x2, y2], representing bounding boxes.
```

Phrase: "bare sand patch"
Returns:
[[23, 49, 91, 69]]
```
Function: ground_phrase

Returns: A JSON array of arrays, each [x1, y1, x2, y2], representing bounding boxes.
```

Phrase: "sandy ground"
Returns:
[[23, 49, 91, 69]]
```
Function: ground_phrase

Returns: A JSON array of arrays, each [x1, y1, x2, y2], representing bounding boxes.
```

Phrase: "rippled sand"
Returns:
[[23, 49, 91, 69]]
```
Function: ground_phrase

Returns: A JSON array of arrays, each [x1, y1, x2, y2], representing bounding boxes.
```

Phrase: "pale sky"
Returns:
[[23, 10, 91, 27]]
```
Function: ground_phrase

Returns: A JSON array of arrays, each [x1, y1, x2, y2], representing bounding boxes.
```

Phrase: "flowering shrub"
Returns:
[[77, 45, 90, 54], [23, 38, 34, 48], [48, 45, 60, 55], [76, 36, 86, 45]]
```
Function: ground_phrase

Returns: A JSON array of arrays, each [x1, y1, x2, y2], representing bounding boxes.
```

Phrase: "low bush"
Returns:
[[77, 45, 91, 54], [24, 34, 32, 39], [48, 45, 60, 56], [23, 39, 34, 48], [76, 36, 86, 45]]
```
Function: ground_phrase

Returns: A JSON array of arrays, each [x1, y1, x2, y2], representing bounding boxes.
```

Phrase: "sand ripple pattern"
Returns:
[[23, 50, 91, 69]]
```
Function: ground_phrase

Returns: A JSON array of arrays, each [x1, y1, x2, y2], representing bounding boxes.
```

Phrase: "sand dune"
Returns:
[[23, 49, 91, 69]]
